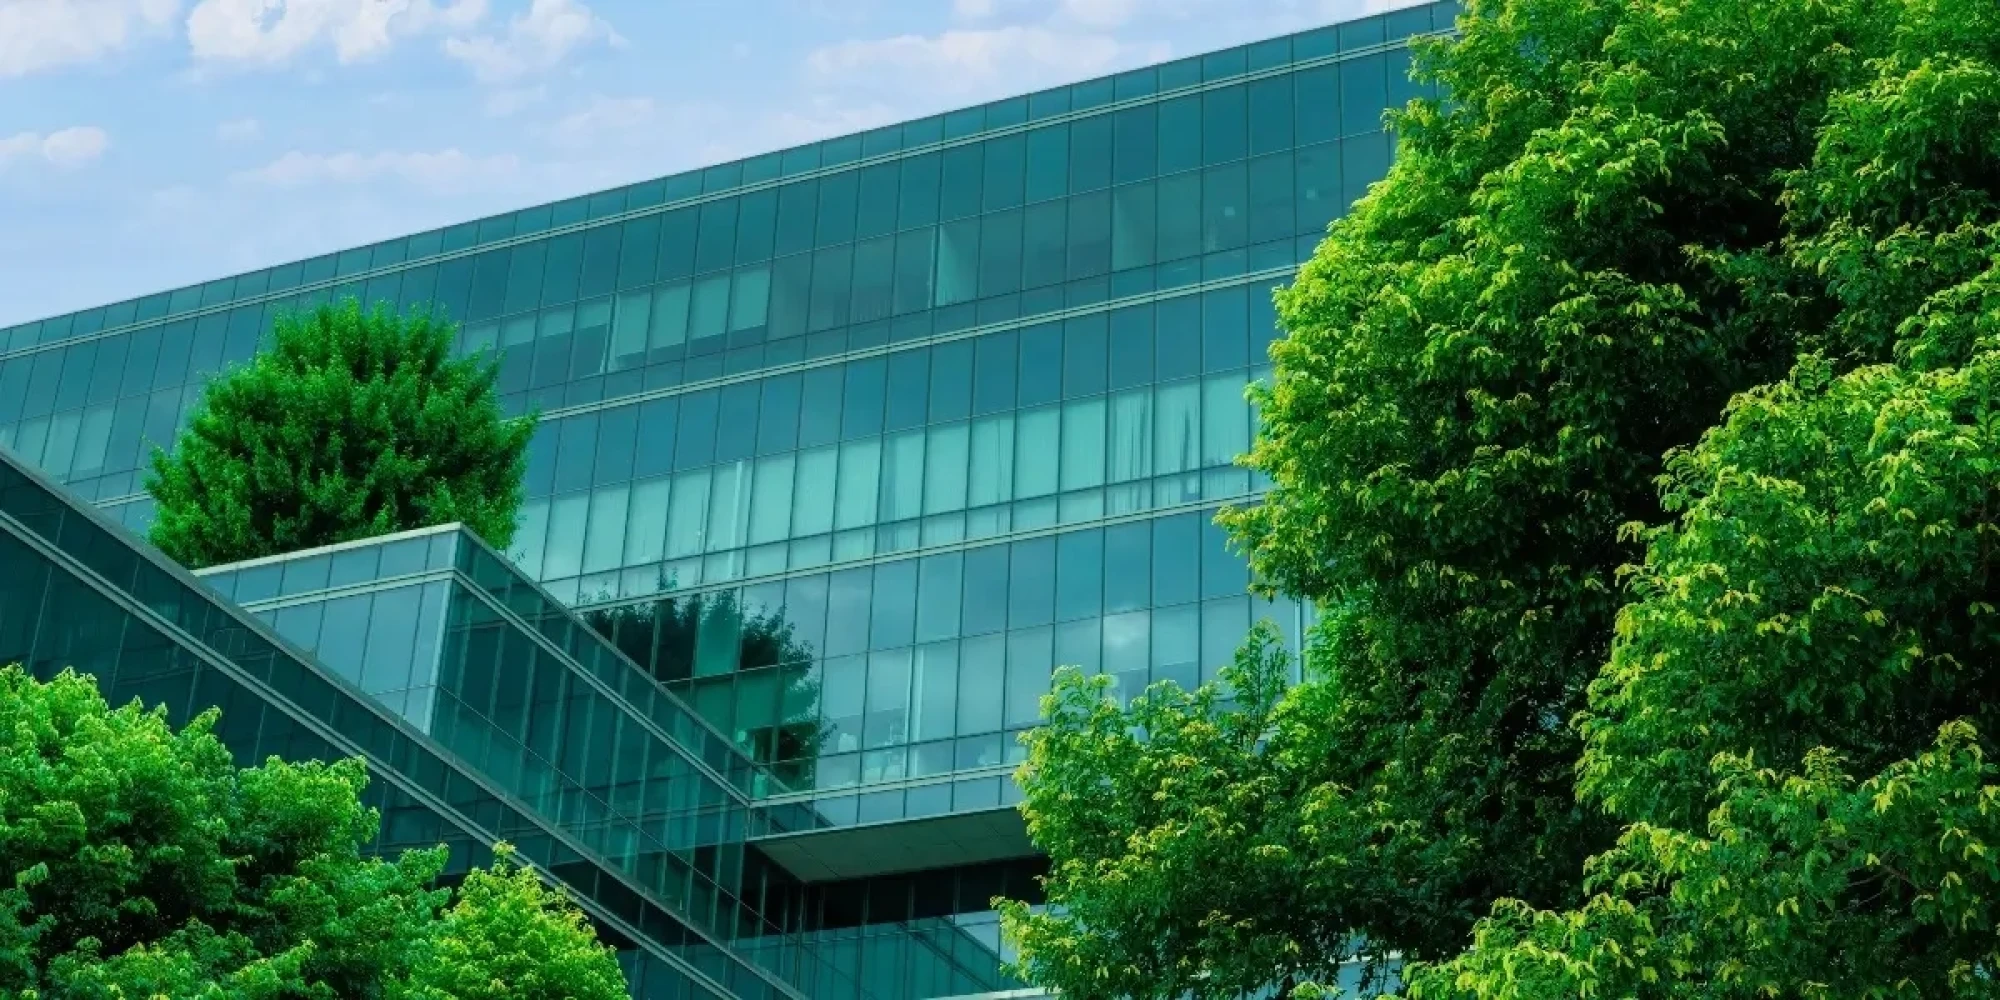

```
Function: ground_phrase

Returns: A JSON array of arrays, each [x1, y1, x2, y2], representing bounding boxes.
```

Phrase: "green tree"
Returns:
[[401, 847, 626, 1000], [1012, 0, 2000, 996], [1001, 624, 1366, 999], [147, 298, 535, 569], [0, 665, 624, 999], [1405, 0, 2000, 992], [1008, 0, 1858, 991]]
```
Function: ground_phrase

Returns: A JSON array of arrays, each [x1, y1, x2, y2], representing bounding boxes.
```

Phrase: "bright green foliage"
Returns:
[[1405, 0, 2000, 991], [1215, 0, 1866, 955], [401, 846, 626, 1000], [1010, 0, 2000, 993], [147, 299, 535, 569], [0, 665, 449, 997], [0, 665, 625, 998], [1000, 624, 1366, 1000]]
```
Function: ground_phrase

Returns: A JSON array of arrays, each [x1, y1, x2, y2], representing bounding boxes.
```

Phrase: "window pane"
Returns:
[[835, 440, 881, 530], [793, 446, 838, 536], [731, 267, 770, 332], [666, 469, 711, 557], [1060, 397, 1107, 491], [870, 560, 918, 650], [1202, 371, 1251, 467], [899, 154, 941, 229], [706, 460, 753, 552], [1157, 172, 1203, 262], [624, 476, 671, 564], [1025, 125, 1069, 202], [1152, 514, 1199, 607], [749, 456, 795, 544], [983, 134, 1026, 212], [610, 291, 651, 370], [893, 229, 937, 315], [912, 642, 958, 741], [1112, 105, 1158, 184], [937, 220, 979, 306], [1013, 406, 1059, 500], [881, 429, 925, 523], [543, 492, 588, 578], [650, 283, 690, 351], [583, 485, 630, 574], [841, 359, 887, 440], [916, 554, 963, 644], [1070, 115, 1112, 193], [1111, 182, 1156, 271], [1155, 380, 1201, 474], [924, 423, 969, 515], [1108, 387, 1153, 483], [961, 546, 1009, 637], [1159, 95, 1201, 174], [1005, 627, 1053, 728], [1055, 529, 1103, 622], [1248, 75, 1295, 156], [967, 415, 1015, 508], [1202, 85, 1247, 166], [1105, 521, 1150, 613], [1339, 53, 1388, 137], [1008, 538, 1056, 628], [929, 341, 973, 423]]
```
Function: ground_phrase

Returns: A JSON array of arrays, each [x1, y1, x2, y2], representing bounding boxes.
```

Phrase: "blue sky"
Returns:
[[0, 0, 1417, 329]]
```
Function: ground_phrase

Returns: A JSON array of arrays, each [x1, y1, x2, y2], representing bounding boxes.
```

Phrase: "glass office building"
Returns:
[[0, 4, 1456, 996]]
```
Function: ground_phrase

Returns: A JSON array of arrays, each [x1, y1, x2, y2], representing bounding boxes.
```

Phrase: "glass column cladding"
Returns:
[[0, 1, 1454, 522], [0, 448, 793, 1000], [194, 522, 1026, 999]]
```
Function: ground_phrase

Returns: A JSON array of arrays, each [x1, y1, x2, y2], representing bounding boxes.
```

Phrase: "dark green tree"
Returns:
[[0, 664, 625, 999], [147, 298, 535, 569]]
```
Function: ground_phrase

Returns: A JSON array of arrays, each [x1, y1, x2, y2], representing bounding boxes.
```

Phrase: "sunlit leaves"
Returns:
[[0, 666, 624, 998], [147, 298, 536, 569]]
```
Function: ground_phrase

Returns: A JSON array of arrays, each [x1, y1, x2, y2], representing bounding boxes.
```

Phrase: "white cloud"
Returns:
[[442, 0, 619, 84], [806, 25, 1165, 104], [952, 0, 996, 17], [232, 147, 521, 191], [216, 117, 261, 140], [546, 94, 654, 147], [0, 126, 110, 168], [0, 0, 178, 78], [185, 0, 485, 67], [1057, 0, 1138, 28]]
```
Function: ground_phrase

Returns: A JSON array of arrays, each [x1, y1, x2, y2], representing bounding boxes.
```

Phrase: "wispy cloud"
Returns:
[[806, 25, 1166, 106], [185, 0, 486, 68], [443, 0, 620, 84], [216, 117, 262, 141], [0, 0, 178, 78], [0, 127, 111, 169], [232, 147, 521, 191]]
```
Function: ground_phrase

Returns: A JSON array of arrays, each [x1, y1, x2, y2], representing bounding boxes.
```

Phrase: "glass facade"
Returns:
[[195, 524, 1032, 999], [0, 4, 1455, 997]]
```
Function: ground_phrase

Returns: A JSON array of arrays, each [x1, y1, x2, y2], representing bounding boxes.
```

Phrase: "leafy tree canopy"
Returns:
[[0, 665, 625, 999], [1409, 0, 2000, 992], [147, 298, 535, 569], [1007, 0, 2000, 995]]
